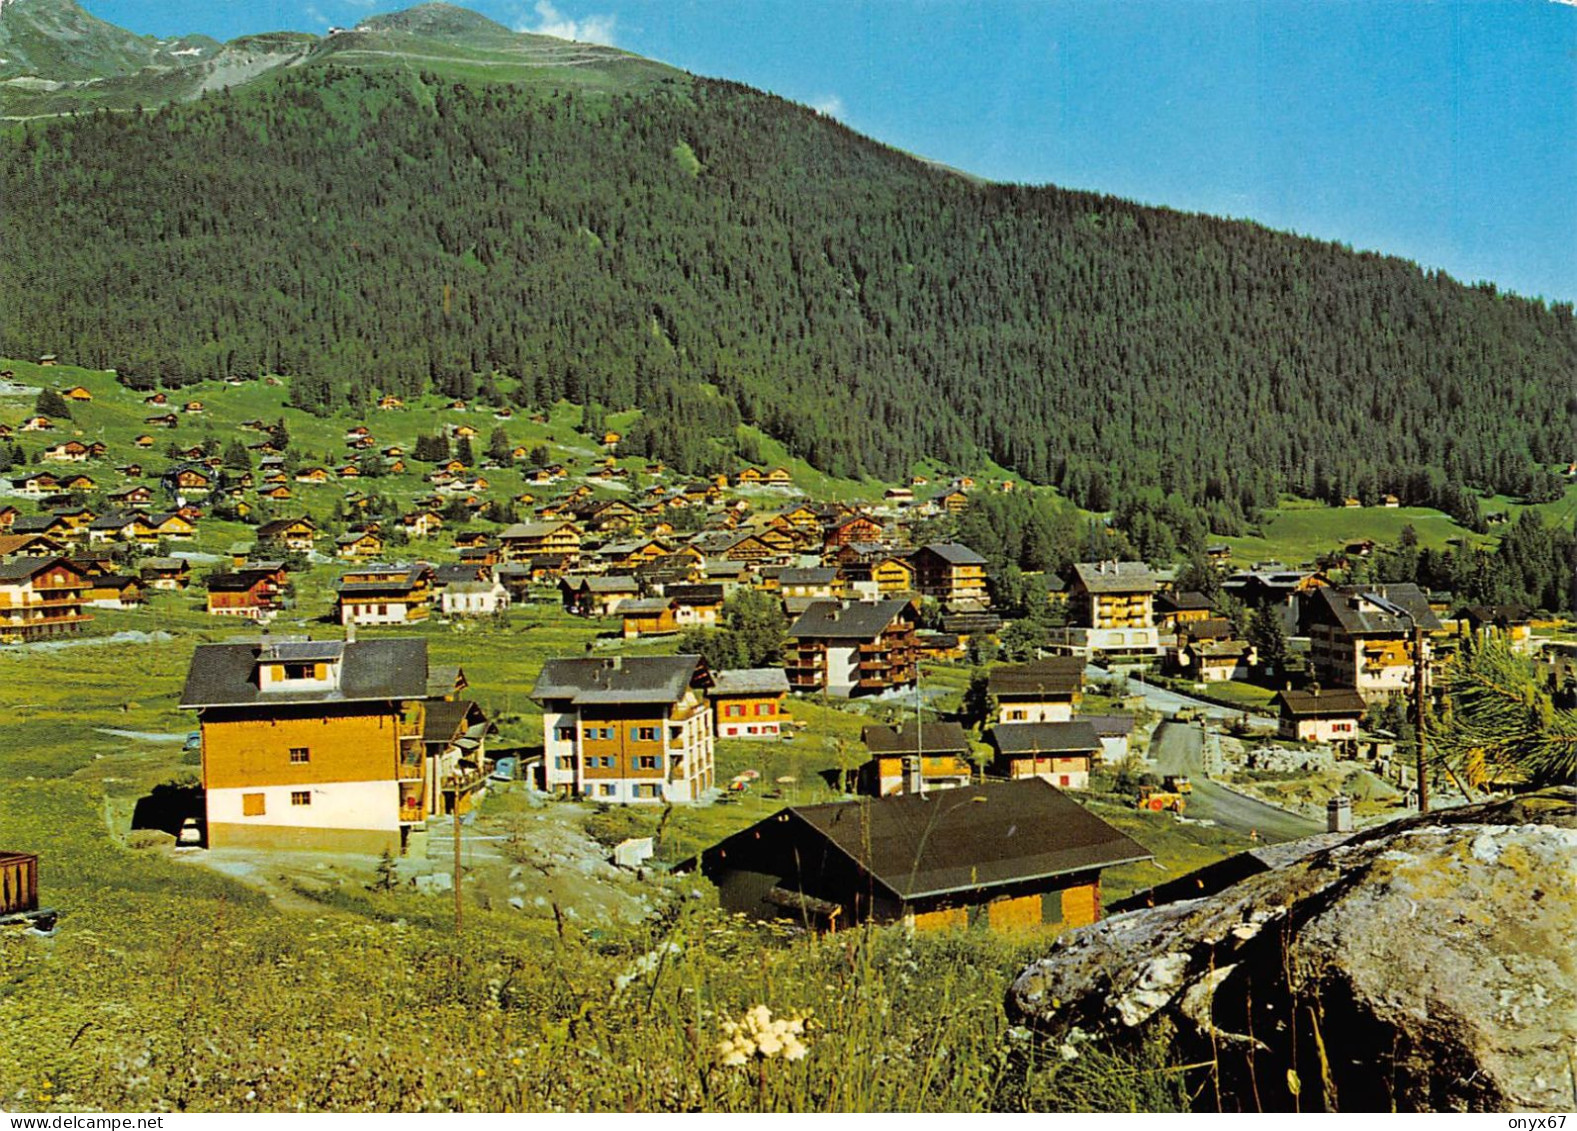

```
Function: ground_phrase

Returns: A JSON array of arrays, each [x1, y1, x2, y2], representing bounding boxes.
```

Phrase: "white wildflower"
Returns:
[[714, 1004, 813, 1066]]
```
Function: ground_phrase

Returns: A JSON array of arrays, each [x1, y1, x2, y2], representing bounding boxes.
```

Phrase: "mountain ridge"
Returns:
[[2, 2, 1572, 529]]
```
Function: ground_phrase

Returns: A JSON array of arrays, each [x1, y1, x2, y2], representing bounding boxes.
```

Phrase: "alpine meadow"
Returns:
[[0, 0, 1574, 1118]]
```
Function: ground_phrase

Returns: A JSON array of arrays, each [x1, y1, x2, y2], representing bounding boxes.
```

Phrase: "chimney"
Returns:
[[344, 620, 356, 645]]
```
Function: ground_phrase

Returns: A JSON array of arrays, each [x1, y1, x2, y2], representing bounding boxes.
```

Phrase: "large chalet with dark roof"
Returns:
[[531, 655, 715, 803], [697, 778, 1151, 933], [180, 637, 482, 853], [785, 598, 920, 696]]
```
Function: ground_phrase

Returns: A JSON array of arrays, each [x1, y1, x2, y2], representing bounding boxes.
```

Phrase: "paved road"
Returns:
[[1148, 720, 1323, 843], [1092, 665, 1278, 730]]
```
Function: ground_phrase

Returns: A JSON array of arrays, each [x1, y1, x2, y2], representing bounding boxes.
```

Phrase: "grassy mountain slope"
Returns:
[[2, 4, 1573, 528], [0, 0, 681, 116], [0, 0, 219, 83]]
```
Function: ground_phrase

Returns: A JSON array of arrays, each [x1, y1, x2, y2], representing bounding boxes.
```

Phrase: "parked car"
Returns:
[[177, 817, 204, 846], [182, 731, 201, 752], [490, 756, 518, 783]]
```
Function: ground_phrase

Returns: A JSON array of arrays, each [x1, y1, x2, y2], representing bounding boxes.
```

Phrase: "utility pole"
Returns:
[[453, 798, 464, 936], [1413, 621, 1429, 813]]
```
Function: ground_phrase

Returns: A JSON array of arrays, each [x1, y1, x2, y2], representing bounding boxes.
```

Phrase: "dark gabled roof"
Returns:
[[712, 668, 791, 696], [988, 721, 1101, 756], [666, 583, 725, 605], [531, 655, 710, 705], [138, 557, 190, 572], [1072, 561, 1157, 594], [500, 521, 576, 539], [256, 516, 316, 536], [1275, 688, 1369, 717], [788, 598, 913, 640], [913, 542, 988, 566], [782, 778, 1151, 900], [336, 566, 429, 594], [423, 698, 489, 746], [861, 721, 971, 756], [779, 567, 839, 585], [988, 657, 1085, 698], [206, 570, 277, 593], [0, 556, 85, 583], [9, 515, 66, 534], [616, 597, 675, 615], [434, 564, 488, 585], [1306, 584, 1442, 635], [180, 637, 430, 709], [1079, 714, 1136, 737], [1156, 590, 1214, 613], [941, 612, 1002, 633]]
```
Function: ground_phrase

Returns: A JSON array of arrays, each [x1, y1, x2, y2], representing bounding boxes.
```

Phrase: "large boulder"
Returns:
[[1008, 789, 1577, 1112]]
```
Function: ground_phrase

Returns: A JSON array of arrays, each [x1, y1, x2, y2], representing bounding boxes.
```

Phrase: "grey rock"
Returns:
[[1008, 789, 1577, 1112]]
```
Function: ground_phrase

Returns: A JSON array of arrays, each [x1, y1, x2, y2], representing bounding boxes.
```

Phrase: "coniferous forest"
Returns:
[[3, 66, 1574, 525]]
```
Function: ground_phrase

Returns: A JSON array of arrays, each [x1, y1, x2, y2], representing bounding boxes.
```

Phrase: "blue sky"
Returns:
[[85, 0, 1577, 302]]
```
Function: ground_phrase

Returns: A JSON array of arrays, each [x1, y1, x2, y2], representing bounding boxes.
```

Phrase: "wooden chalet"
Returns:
[[1274, 687, 1367, 745], [988, 721, 1102, 790], [989, 657, 1085, 723], [336, 564, 436, 626], [0, 557, 92, 642], [711, 668, 791, 739], [784, 598, 919, 697], [858, 720, 974, 796], [910, 542, 990, 605], [256, 516, 320, 554], [206, 568, 285, 621], [180, 636, 482, 854], [697, 779, 1150, 933], [532, 655, 716, 804]]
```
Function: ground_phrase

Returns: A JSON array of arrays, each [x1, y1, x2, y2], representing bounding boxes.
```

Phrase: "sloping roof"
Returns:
[[787, 598, 912, 640], [988, 657, 1084, 697], [180, 638, 430, 709], [1307, 584, 1442, 635], [1275, 688, 1369, 717], [914, 542, 988, 566], [1079, 714, 1136, 737], [861, 721, 971, 756], [1072, 561, 1157, 594], [0, 556, 83, 583], [989, 721, 1101, 756], [1156, 590, 1214, 613], [530, 655, 709, 705], [784, 778, 1151, 900], [779, 567, 839, 585], [712, 668, 791, 696], [616, 598, 675, 615], [666, 583, 725, 605]]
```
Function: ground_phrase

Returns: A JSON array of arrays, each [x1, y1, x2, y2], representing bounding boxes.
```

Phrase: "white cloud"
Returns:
[[810, 94, 845, 120], [518, 0, 617, 45]]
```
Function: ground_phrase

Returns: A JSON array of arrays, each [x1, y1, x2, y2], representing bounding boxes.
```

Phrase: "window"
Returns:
[[754, 702, 772, 716], [242, 793, 265, 816], [631, 726, 658, 742], [554, 725, 575, 743], [636, 755, 661, 770], [726, 703, 744, 718], [555, 756, 573, 770], [283, 663, 313, 681], [601, 756, 615, 768], [634, 784, 660, 799], [289, 747, 310, 764], [1009, 710, 1025, 721], [599, 784, 615, 797], [290, 791, 312, 807]]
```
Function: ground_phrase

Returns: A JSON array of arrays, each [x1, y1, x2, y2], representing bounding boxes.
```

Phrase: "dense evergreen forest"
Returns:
[[3, 66, 1574, 526]]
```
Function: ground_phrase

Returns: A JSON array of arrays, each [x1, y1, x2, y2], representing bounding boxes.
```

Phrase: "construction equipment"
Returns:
[[1135, 785, 1187, 814], [1163, 774, 1193, 795]]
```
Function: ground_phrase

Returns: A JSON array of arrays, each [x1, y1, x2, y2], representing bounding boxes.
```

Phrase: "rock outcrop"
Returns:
[[1008, 789, 1577, 1112]]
